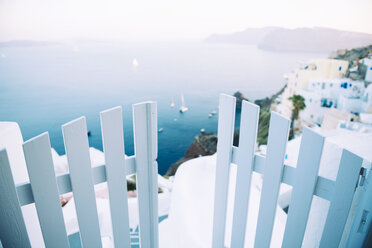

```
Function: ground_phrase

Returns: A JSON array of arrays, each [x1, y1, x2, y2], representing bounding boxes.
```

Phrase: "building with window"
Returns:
[[363, 58, 372, 82], [277, 59, 349, 119], [298, 78, 370, 125]]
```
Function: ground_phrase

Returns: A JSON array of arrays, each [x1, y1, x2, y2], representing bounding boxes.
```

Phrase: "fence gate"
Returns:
[[0, 95, 370, 248], [212, 94, 366, 248], [0, 101, 159, 248]]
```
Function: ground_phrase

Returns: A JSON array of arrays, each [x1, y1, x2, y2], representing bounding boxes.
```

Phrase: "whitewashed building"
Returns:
[[278, 59, 349, 119], [299, 78, 372, 125], [362, 58, 372, 82]]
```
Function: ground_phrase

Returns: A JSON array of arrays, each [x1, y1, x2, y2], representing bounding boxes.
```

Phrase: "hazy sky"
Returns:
[[1, 0, 372, 42]]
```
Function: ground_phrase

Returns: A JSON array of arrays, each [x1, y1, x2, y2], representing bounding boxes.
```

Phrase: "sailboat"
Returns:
[[179, 94, 188, 113], [170, 97, 175, 108], [132, 58, 139, 68]]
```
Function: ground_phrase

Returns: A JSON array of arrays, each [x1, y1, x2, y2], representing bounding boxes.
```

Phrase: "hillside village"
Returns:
[[166, 45, 372, 177], [2, 0, 372, 244], [161, 45, 372, 247], [275, 45, 372, 135], [2, 44, 372, 247]]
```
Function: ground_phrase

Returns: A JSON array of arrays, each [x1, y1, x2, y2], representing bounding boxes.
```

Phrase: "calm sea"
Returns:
[[0, 41, 326, 174]]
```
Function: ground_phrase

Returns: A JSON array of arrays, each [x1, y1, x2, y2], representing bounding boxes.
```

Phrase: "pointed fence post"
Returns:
[[62, 117, 102, 248], [23, 133, 70, 248], [282, 127, 325, 247], [231, 100, 259, 248], [133, 101, 158, 248], [319, 149, 363, 247], [100, 106, 131, 247], [0, 149, 31, 248], [212, 94, 236, 248], [346, 165, 372, 247], [254, 112, 290, 248]]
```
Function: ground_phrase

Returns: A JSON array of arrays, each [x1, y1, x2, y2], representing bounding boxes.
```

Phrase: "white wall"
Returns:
[[338, 95, 364, 114], [364, 58, 372, 82], [0, 122, 45, 247], [299, 89, 326, 124]]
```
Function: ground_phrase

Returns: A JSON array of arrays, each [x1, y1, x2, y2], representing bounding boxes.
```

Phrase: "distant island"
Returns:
[[0, 40, 60, 48], [205, 27, 372, 53]]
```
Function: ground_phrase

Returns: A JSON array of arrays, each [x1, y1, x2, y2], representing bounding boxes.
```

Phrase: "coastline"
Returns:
[[166, 87, 286, 177]]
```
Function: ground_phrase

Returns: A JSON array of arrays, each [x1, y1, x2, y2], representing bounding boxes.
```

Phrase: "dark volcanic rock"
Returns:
[[185, 133, 218, 158], [165, 131, 240, 177], [164, 157, 190, 178], [165, 133, 217, 176], [233, 91, 249, 110], [330, 45, 372, 62], [165, 88, 287, 177]]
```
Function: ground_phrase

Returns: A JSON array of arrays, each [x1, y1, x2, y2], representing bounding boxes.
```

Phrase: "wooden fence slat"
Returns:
[[23, 133, 70, 248], [319, 150, 363, 248], [212, 94, 236, 248], [100, 106, 131, 247], [346, 165, 372, 247], [15, 153, 336, 206], [230, 149, 336, 201], [231, 100, 259, 248], [17, 155, 137, 207], [281, 127, 325, 247], [254, 112, 290, 248], [0, 149, 32, 248], [133, 101, 158, 248], [62, 117, 102, 248]]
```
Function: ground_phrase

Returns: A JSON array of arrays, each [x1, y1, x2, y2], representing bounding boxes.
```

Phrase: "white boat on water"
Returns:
[[179, 94, 188, 113], [132, 58, 139, 68], [171, 97, 175, 108]]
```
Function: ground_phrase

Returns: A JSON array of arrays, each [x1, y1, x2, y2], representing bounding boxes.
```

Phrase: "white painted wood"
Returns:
[[231, 100, 259, 248], [16, 148, 336, 205], [254, 112, 290, 248], [100, 106, 131, 247], [282, 127, 325, 248], [17, 155, 137, 207], [212, 94, 236, 248], [313, 176, 335, 201], [0, 149, 31, 248], [124, 155, 137, 175], [231, 148, 335, 200], [22, 133, 70, 248], [3, 101, 368, 247], [319, 149, 363, 248], [16, 182, 35, 206], [346, 166, 372, 247], [133, 101, 159, 248], [62, 117, 102, 248]]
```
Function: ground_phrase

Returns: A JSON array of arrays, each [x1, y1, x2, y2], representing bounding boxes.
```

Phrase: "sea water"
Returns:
[[0, 41, 326, 174]]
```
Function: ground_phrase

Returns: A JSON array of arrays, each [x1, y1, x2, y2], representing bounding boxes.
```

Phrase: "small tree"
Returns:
[[288, 94, 306, 139]]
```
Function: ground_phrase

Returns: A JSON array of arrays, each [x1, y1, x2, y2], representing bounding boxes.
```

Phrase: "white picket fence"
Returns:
[[211, 94, 370, 248], [0, 102, 158, 248], [0, 95, 370, 248]]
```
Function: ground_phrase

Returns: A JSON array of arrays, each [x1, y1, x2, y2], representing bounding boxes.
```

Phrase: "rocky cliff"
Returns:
[[166, 92, 263, 177], [205, 27, 372, 53], [165, 133, 217, 176]]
